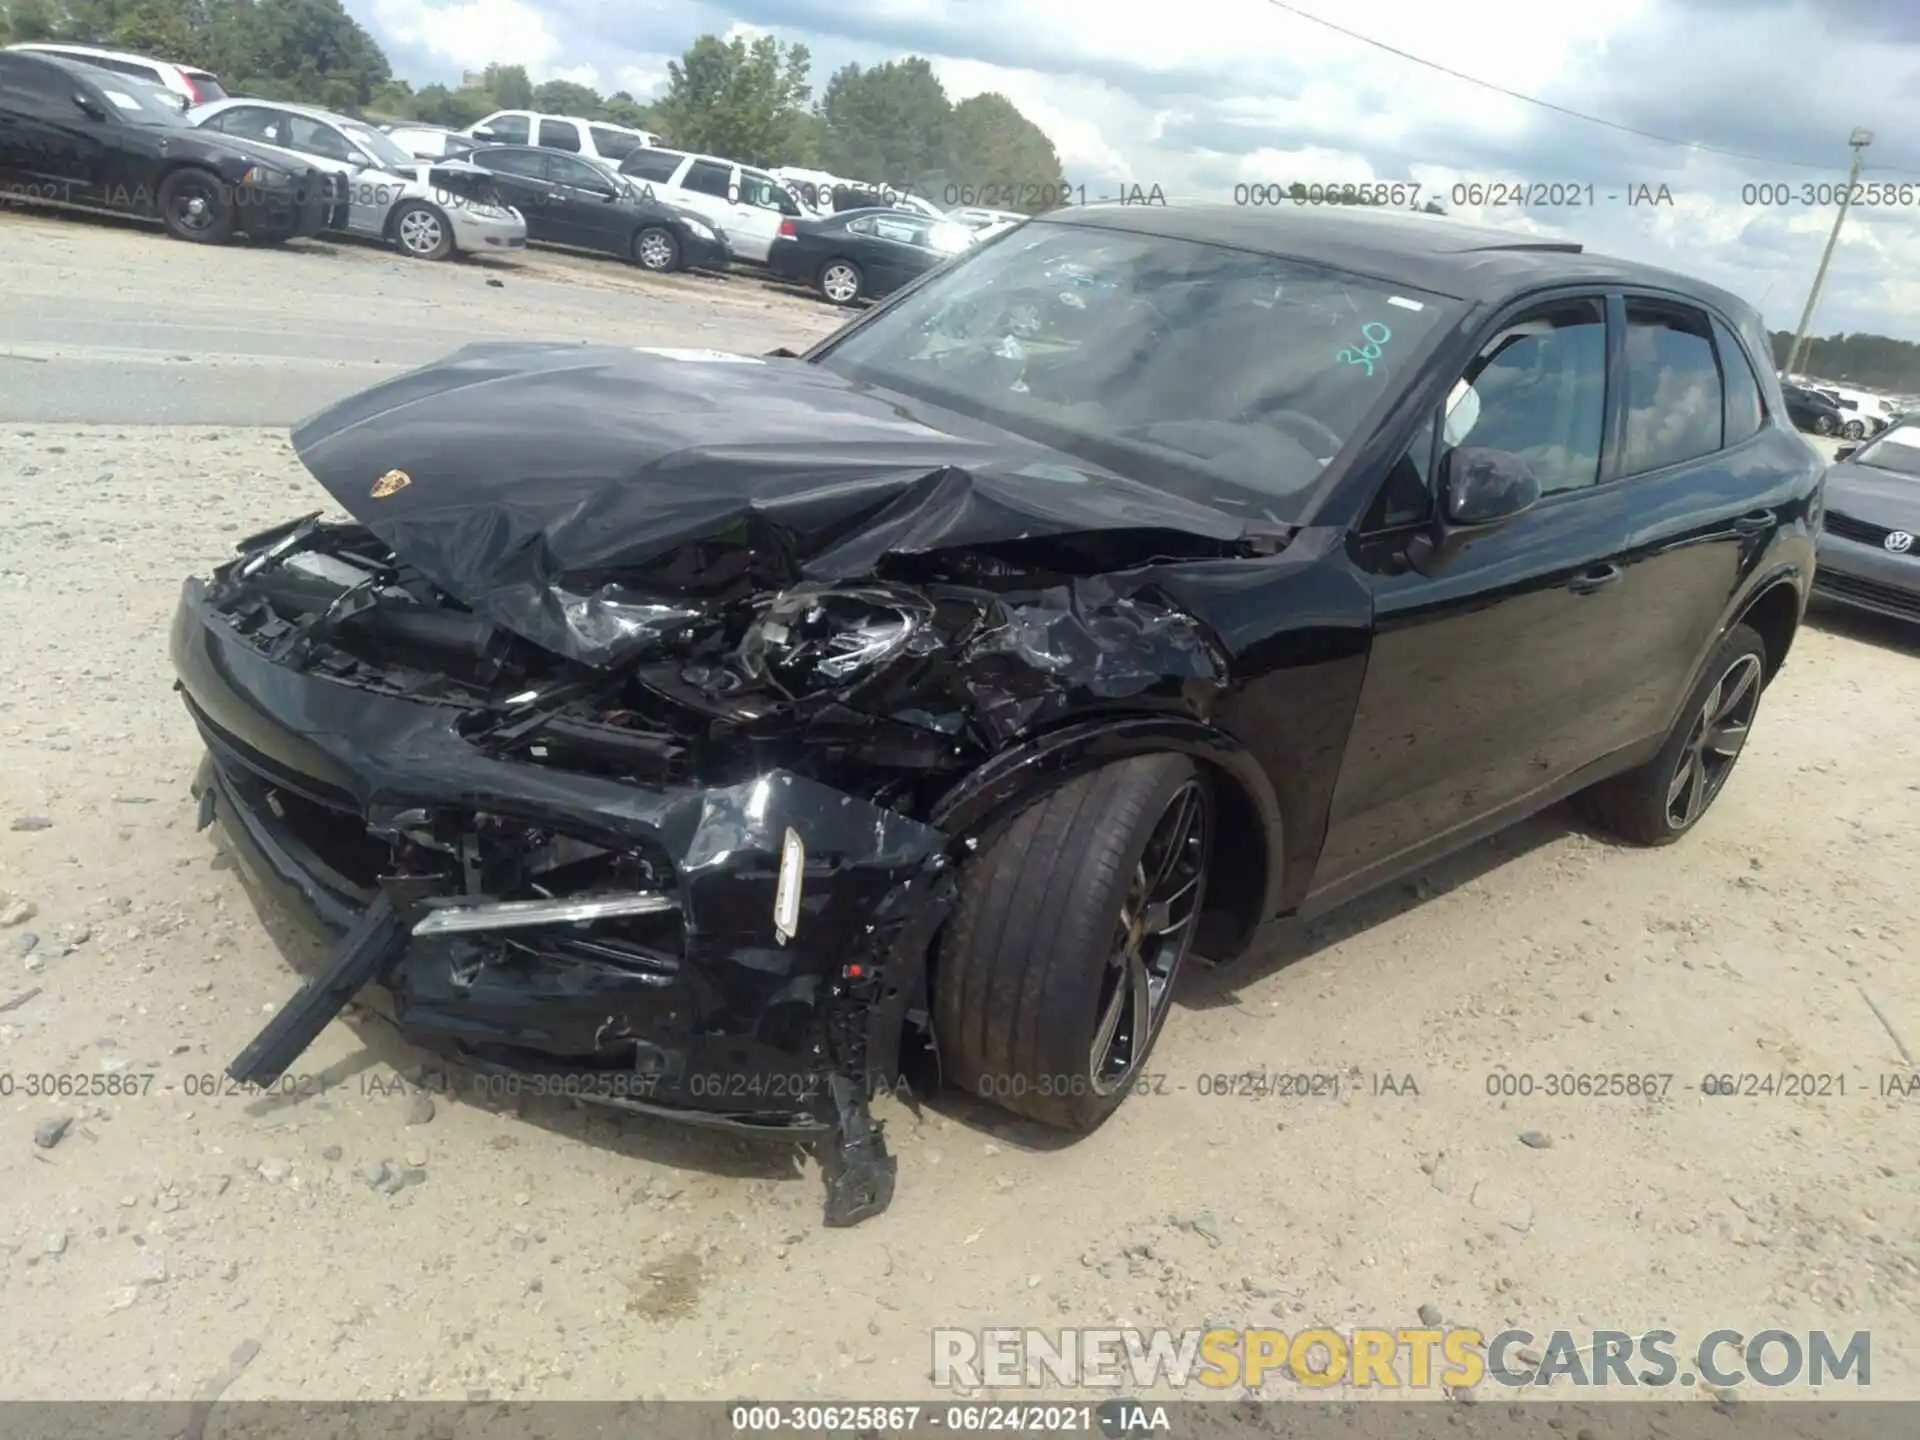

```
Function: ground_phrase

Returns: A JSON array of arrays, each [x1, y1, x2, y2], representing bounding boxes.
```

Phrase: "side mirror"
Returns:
[[1406, 446, 1541, 576], [1834, 444, 1858, 462], [72, 92, 108, 121]]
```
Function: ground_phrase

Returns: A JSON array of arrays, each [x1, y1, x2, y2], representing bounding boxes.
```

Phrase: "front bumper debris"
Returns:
[[176, 573, 956, 1226]]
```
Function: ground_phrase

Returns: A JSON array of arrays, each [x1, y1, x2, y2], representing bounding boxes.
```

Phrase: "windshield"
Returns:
[[1849, 424, 1920, 479], [813, 221, 1452, 515], [340, 122, 416, 172], [94, 76, 190, 127]]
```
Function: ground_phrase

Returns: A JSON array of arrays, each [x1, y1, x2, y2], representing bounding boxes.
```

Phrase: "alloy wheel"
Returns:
[[822, 262, 860, 303], [1088, 779, 1209, 1095], [1843, 420, 1865, 439], [170, 179, 219, 236], [398, 207, 444, 256], [637, 229, 675, 270], [1665, 653, 1762, 831], [1815, 414, 1835, 436]]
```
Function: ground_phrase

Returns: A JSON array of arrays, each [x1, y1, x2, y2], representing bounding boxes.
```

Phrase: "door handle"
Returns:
[[1732, 511, 1773, 535], [1568, 563, 1623, 594]]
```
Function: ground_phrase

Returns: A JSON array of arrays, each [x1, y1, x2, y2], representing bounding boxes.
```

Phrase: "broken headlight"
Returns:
[[738, 584, 938, 696]]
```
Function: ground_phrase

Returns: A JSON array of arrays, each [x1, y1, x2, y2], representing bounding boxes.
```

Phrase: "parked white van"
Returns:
[[616, 147, 807, 262], [467, 111, 659, 166]]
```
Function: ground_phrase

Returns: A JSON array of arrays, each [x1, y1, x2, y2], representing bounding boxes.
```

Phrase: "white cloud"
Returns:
[[367, 0, 566, 74]]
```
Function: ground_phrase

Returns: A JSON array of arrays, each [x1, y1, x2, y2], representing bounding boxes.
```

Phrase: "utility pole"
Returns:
[[1786, 127, 1873, 376]]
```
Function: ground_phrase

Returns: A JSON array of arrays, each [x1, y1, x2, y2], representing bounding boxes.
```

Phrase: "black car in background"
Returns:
[[1780, 381, 1842, 436], [462, 145, 730, 273], [1815, 421, 1920, 623], [0, 50, 332, 242], [766, 206, 963, 304], [173, 204, 1822, 1226]]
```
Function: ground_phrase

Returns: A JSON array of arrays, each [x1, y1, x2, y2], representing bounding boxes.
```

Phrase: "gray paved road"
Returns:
[[0, 210, 841, 425]]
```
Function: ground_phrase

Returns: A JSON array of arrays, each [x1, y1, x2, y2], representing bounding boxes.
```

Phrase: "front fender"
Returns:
[[930, 712, 1285, 960]]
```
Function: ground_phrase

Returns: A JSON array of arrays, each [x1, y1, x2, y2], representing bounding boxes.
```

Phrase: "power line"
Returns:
[[1260, 0, 1920, 179]]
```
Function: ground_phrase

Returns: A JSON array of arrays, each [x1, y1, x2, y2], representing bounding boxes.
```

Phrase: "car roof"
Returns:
[[195, 96, 368, 127], [1036, 203, 1758, 320], [11, 41, 176, 66]]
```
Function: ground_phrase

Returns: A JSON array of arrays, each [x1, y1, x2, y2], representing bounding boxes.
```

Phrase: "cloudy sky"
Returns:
[[352, 0, 1920, 340]]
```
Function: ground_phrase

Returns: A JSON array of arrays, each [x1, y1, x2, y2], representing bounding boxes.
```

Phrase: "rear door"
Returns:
[[470, 147, 562, 240], [1315, 291, 1638, 894], [541, 151, 623, 252], [1603, 296, 1782, 739], [727, 168, 792, 261], [671, 156, 736, 231]]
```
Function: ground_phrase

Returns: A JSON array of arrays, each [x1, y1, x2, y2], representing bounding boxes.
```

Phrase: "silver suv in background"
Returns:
[[189, 97, 526, 260], [466, 110, 659, 165], [4, 41, 225, 106]]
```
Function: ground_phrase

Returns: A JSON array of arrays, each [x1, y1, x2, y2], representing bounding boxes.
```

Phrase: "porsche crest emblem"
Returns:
[[371, 469, 412, 499]]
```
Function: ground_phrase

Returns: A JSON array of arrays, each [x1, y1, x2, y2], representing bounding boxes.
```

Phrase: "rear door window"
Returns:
[[622, 148, 683, 182], [682, 159, 733, 198], [588, 124, 641, 160], [481, 113, 530, 144], [536, 117, 582, 151], [1620, 301, 1725, 473]]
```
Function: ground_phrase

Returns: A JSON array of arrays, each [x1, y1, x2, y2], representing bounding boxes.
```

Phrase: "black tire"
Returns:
[[157, 168, 235, 244], [1842, 419, 1865, 440], [1814, 414, 1835, 436], [390, 200, 454, 261], [934, 754, 1212, 1131], [632, 225, 680, 272], [1572, 624, 1767, 846], [819, 258, 863, 305]]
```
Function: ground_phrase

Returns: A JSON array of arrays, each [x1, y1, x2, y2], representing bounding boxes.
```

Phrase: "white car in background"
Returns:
[[467, 110, 658, 165], [4, 40, 225, 107], [188, 98, 526, 260], [947, 205, 1026, 231], [616, 146, 808, 262]]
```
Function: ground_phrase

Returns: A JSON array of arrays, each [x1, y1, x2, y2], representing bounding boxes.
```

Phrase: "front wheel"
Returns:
[[391, 200, 454, 260], [632, 225, 679, 272], [819, 258, 863, 305], [158, 168, 235, 244], [1842, 419, 1866, 440], [934, 755, 1211, 1131], [1572, 624, 1767, 846]]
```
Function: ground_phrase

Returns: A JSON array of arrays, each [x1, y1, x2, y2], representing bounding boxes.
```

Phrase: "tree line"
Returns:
[[1769, 330, 1920, 393], [0, 0, 1074, 211]]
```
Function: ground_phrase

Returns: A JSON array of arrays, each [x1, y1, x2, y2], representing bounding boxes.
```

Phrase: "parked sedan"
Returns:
[[1781, 382, 1841, 436], [766, 207, 968, 304], [0, 51, 331, 243], [1815, 422, 1920, 623], [174, 203, 1820, 1229], [188, 98, 526, 260], [462, 145, 729, 272]]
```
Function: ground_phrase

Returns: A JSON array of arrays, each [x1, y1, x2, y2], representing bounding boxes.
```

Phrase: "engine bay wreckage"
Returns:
[[172, 341, 1295, 1225]]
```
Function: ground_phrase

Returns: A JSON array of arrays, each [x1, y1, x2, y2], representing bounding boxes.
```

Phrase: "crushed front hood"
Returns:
[[289, 343, 1261, 664]]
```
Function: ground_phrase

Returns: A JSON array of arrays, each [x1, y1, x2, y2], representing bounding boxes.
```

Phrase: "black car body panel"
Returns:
[[1814, 449, 1920, 623], [0, 51, 330, 238], [172, 203, 1823, 1223], [1781, 382, 1842, 435], [462, 145, 729, 270], [767, 207, 954, 298]]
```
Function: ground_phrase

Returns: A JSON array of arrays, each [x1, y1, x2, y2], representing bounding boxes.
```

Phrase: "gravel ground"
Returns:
[[1, 215, 1917, 1406]]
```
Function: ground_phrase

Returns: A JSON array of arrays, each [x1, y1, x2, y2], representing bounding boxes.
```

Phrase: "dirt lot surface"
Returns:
[[1, 216, 1918, 1407]]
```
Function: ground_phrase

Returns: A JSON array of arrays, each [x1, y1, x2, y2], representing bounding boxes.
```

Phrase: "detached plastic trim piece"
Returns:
[[410, 892, 678, 936]]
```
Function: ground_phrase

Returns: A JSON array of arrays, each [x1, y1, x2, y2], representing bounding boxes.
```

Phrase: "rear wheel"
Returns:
[[391, 201, 454, 260], [1842, 419, 1866, 440], [158, 168, 235, 244], [934, 755, 1211, 1131], [819, 258, 863, 305], [632, 225, 679, 271], [1573, 624, 1766, 846], [1814, 413, 1835, 436]]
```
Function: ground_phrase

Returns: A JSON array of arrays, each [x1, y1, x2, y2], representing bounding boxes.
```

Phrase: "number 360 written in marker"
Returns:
[[1337, 322, 1393, 375]]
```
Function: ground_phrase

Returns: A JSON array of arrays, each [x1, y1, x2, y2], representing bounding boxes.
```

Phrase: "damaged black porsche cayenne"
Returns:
[[171, 204, 1822, 1224]]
